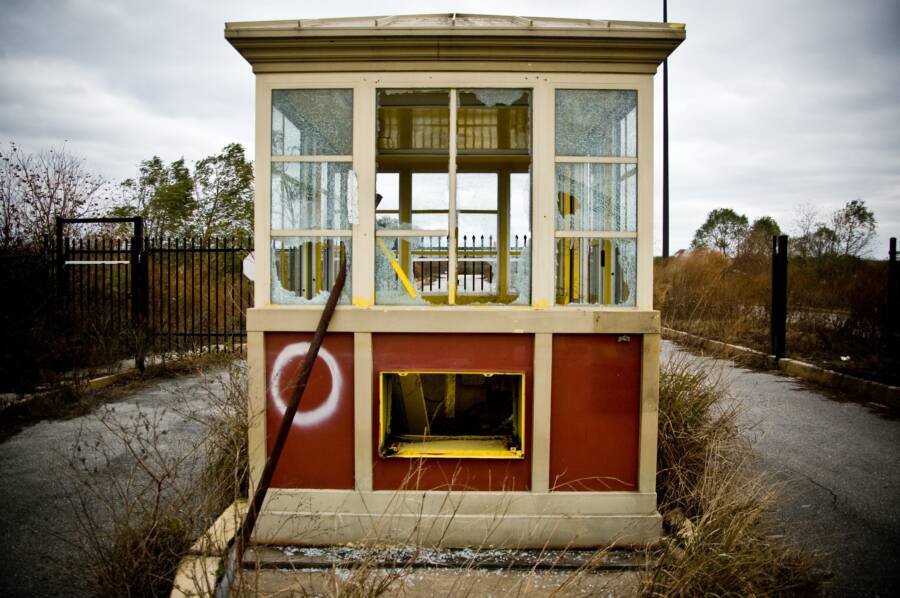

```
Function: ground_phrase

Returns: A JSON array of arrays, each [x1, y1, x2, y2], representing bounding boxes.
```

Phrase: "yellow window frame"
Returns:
[[378, 370, 526, 459]]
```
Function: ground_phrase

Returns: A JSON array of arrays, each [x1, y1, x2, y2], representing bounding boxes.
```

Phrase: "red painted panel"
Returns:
[[265, 332, 354, 489], [550, 334, 641, 491], [372, 333, 533, 491]]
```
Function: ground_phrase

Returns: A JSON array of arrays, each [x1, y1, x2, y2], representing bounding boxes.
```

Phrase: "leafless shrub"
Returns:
[[56, 359, 249, 596]]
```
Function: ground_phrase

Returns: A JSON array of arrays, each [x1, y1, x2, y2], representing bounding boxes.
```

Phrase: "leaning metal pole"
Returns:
[[216, 247, 347, 597]]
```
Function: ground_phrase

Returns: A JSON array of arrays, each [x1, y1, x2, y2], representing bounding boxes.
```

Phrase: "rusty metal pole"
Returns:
[[218, 248, 347, 596]]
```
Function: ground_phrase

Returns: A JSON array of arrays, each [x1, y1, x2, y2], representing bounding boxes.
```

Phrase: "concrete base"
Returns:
[[253, 489, 662, 548]]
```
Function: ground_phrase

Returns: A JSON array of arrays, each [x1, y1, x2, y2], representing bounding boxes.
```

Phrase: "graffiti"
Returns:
[[269, 342, 342, 427]]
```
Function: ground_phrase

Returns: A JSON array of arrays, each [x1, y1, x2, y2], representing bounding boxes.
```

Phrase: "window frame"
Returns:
[[254, 74, 652, 310]]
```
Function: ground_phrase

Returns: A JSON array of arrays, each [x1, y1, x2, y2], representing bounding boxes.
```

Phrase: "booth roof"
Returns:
[[225, 13, 685, 73], [225, 14, 685, 37]]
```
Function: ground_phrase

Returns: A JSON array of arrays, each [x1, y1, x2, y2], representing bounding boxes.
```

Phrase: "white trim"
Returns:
[[554, 156, 637, 164], [255, 81, 273, 306], [271, 229, 352, 237], [271, 155, 354, 163], [448, 89, 458, 304], [531, 81, 555, 308], [531, 333, 552, 492], [353, 333, 373, 490], [635, 77, 654, 309], [553, 231, 638, 239], [374, 229, 450, 238]]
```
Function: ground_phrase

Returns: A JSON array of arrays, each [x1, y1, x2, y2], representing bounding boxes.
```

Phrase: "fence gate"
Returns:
[[54, 216, 148, 369], [54, 217, 254, 371]]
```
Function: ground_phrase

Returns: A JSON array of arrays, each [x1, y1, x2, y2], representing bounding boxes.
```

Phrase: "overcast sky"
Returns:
[[1, 0, 897, 255]]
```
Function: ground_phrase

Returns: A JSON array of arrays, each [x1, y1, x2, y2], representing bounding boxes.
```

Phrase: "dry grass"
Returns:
[[642, 355, 826, 597], [655, 249, 896, 383], [57, 359, 249, 597]]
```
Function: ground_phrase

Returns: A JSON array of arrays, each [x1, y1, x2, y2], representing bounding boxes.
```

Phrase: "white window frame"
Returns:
[[253, 73, 652, 310]]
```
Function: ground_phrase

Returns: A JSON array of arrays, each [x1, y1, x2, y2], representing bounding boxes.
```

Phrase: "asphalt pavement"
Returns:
[[664, 340, 900, 597]]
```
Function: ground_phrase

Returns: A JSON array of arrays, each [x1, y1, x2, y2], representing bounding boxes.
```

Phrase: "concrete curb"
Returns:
[[662, 327, 900, 408], [170, 499, 246, 597]]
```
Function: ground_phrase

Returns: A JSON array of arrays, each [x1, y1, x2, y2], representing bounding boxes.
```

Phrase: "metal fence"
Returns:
[[53, 232, 254, 362]]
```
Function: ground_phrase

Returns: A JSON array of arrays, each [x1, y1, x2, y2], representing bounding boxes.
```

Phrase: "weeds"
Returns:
[[655, 249, 897, 384], [642, 354, 826, 596], [57, 359, 249, 597]]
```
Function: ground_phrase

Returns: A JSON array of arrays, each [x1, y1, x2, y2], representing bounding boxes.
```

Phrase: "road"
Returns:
[[664, 340, 900, 597], [0, 368, 225, 597], [1, 348, 898, 596]]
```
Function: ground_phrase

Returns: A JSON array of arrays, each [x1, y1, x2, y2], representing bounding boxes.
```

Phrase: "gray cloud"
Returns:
[[1, 0, 897, 255]]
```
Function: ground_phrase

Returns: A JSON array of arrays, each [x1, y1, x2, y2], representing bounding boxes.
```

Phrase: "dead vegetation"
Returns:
[[642, 355, 826, 597], [655, 249, 896, 384], [55, 360, 249, 597], [51, 348, 826, 596]]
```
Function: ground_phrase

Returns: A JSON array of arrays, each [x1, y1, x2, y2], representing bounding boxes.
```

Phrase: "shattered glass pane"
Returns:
[[555, 237, 636, 306], [272, 237, 351, 304], [375, 236, 447, 305], [271, 162, 351, 230], [272, 89, 353, 156], [555, 90, 636, 157], [555, 163, 636, 232], [457, 89, 530, 152]]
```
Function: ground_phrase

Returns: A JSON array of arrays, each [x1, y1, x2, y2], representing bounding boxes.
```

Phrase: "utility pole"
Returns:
[[662, 0, 670, 258]]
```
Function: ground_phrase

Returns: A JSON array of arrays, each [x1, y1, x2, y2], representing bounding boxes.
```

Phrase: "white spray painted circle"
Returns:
[[269, 342, 341, 428]]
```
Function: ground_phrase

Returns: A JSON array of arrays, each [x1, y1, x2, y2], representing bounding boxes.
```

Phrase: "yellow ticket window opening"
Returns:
[[378, 371, 526, 459]]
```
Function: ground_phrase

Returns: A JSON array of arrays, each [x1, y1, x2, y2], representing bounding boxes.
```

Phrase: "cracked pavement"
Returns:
[[664, 341, 900, 597]]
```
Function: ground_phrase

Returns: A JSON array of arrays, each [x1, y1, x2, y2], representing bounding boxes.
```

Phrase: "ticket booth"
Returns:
[[227, 14, 684, 547]]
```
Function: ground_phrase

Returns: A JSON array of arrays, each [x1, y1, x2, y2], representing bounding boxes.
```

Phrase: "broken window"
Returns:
[[272, 237, 351, 304], [555, 237, 636, 306], [272, 89, 353, 156], [554, 89, 637, 306], [378, 371, 525, 459], [375, 88, 531, 305], [555, 90, 636, 157], [271, 89, 353, 304]]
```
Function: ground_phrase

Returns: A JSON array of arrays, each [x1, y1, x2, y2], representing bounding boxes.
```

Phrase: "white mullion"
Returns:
[[375, 229, 449, 238], [448, 88, 458, 305], [531, 81, 555, 307], [636, 76, 654, 309], [272, 155, 354, 163], [554, 156, 637, 164], [256, 81, 273, 307], [271, 229, 353, 238], [554, 231, 638, 239]]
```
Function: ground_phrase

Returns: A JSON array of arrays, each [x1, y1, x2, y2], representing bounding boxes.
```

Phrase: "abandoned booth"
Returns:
[[226, 14, 684, 547]]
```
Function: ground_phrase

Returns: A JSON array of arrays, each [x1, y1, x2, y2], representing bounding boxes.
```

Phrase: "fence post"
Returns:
[[888, 237, 899, 357], [771, 235, 788, 362], [54, 216, 65, 303], [131, 217, 147, 371]]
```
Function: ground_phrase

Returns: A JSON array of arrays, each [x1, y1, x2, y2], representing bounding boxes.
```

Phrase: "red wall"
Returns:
[[372, 333, 534, 491], [550, 334, 641, 491], [265, 332, 355, 488]]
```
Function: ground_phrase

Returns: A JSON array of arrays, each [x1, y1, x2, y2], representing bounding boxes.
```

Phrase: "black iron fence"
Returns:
[[53, 235, 254, 358]]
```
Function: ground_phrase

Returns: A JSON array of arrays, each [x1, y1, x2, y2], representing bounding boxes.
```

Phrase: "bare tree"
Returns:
[[3, 142, 107, 243], [831, 199, 876, 257], [0, 148, 24, 249]]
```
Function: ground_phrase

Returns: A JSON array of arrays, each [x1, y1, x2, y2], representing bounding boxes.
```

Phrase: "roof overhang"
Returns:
[[225, 14, 685, 75]]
